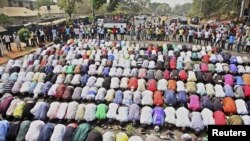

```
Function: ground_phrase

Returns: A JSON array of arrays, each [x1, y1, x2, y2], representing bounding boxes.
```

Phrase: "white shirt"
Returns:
[[109, 68, 117, 77], [25, 120, 45, 141], [103, 131, 115, 141], [123, 68, 131, 77], [47, 102, 60, 119], [116, 106, 129, 122], [140, 106, 153, 125], [205, 31, 209, 38], [177, 81, 185, 92], [107, 103, 118, 119], [164, 107, 176, 124], [20, 81, 31, 93], [137, 79, 146, 92], [81, 86, 90, 99], [95, 78, 104, 87], [141, 90, 153, 106], [157, 79, 168, 91], [111, 77, 120, 89], [56, 102, 68, 119], [120, 77, 129, 89], [201, 108, 215, 126], [50, 124, 66, 141], [214, 84, 225, 97], [3, 35, 11, 42], [95, 88, 106, 101], [241, 115, 250, 125], [176, 107, 191, 128], [84, 103, 96, 121], [48, 84, 59, 96], [71, 74, 81, 85], [66, 101, 79, 119], [196, 83, 206, 95], [235, 99, 248, 115], [33, 82, 44, 95]]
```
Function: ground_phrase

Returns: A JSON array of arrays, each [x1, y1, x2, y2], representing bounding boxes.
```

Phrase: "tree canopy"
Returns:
[[0, 14, 9, 25], [58, 0, 82, 18], [188, 0, 242, 20], [149, 3, 171, 15]]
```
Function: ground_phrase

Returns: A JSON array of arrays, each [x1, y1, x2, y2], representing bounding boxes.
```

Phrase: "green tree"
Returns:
[[106, 0, 119, 12], [189, 0, 242, 21], [35, 0, 54, 9], [0, 14, 9, 25], [57, 0, 82, 18], [149, 3, 171, 15], [93, 0, 106, 9]]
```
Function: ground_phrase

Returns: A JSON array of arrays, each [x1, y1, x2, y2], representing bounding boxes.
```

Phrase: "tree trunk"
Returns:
[[69, 13, 72, 19]]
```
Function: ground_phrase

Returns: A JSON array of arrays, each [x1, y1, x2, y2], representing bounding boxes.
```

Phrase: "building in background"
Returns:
[[7, 0, 36, 9], [240, 0, 250, 18], [0, 0, 9, 8]]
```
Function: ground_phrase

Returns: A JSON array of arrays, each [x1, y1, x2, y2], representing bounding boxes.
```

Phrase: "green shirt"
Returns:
[[66, 65, 75, 74], [95, 103, 108, 120]]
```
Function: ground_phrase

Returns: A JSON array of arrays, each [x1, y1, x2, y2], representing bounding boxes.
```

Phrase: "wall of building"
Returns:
[[0, 0, 9, 8], [241, 0, 250, 17], [8, 0, 35, 9]]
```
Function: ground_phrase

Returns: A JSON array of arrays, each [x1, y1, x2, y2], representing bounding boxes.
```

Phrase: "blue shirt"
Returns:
[[113, 90, 123, 104], [235, 76, 244, 85], [164, 90, 176, 106], [66, 28, 70, 35], [229, 35, 235, 43], [0, 120, 9, 141], [102, 67, 110, 77]]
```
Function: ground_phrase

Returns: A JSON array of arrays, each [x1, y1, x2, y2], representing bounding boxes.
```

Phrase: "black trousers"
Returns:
[[5, 42, 11, 51]]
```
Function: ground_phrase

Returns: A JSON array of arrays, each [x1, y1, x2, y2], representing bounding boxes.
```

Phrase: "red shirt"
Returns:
[[213, 111, 226, 125]]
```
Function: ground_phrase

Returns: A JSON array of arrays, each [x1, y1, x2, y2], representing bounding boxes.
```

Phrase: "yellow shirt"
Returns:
[[179, 29, 184, 35]]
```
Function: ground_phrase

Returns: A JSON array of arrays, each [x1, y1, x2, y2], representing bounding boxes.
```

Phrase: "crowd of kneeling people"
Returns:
[[1, 39, 250, 140]]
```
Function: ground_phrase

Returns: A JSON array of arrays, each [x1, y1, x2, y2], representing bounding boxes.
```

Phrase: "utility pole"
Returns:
[[92, 0, 95, 23], [199, 0, 203, 24]]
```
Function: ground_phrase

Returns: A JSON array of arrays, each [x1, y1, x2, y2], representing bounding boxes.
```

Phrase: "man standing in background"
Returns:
[[13, 32, 21, 50], [3, 34, 12, 52]]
